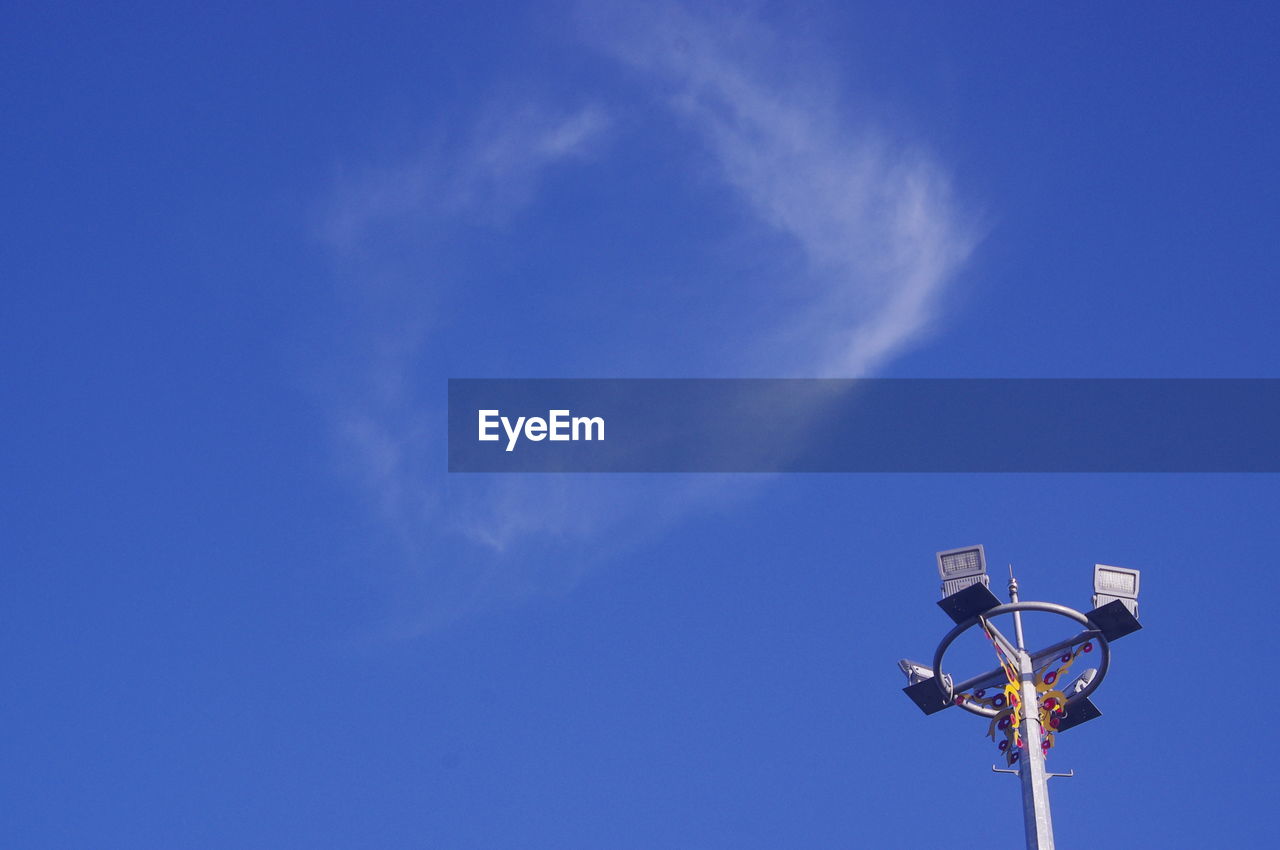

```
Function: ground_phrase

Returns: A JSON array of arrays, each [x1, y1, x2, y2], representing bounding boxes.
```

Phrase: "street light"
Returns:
[[899, 546, 1144, 850], [936, 545, 1003, 625], [1093, 564, 1140, 617], [937, 544, 988, 596], [1087, 564, 1142, 641]]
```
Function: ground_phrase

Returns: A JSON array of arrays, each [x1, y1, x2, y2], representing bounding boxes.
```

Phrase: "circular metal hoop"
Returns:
[[931, 601, 1111, 718]]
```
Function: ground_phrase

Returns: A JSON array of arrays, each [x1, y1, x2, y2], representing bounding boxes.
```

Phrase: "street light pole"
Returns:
[[899, 547, 1144, 850], [1007, 571, 1055, 849]]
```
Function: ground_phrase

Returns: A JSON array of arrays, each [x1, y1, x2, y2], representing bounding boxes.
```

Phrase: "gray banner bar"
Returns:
[[448, 379, 1280, 472]]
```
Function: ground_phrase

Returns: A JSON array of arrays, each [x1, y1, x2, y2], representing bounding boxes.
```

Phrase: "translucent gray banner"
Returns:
[[448, 379, 1280, 472]]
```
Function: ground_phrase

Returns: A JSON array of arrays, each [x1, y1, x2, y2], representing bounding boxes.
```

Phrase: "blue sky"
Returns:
[[4, 2, 1279, 847]]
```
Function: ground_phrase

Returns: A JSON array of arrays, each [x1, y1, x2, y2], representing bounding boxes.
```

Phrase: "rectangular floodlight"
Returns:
[[1093, 564, 1140, 616], [1094, 564, 1139, 598], [937, 545, 987, 581]]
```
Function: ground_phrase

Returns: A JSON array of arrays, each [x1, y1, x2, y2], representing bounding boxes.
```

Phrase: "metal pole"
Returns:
[[1008, 569, 1055, 850], [1008, 567, 1026, 648], [1015, 646, 1056, 849]]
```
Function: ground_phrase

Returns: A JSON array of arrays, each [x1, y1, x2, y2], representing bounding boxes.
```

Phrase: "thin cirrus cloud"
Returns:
[[318, 3, 978, 629], [577, 0, 978, 377], [323, 102, 610, 251]]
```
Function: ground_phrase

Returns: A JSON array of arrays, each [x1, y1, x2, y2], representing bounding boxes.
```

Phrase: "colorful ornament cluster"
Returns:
[[955, 624, 1094, 766]]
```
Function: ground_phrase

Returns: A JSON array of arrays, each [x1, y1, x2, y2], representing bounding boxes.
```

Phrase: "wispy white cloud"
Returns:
[[577, 0, 977, 376], [315, 99, 613, 586], [317, 3, 979, 631], [324, 102, 609, 250]]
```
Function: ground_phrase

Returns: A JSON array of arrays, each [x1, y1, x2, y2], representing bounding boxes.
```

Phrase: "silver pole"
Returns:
[[1008, 568, 1055, 850], [1008, 566, 1026, 648]]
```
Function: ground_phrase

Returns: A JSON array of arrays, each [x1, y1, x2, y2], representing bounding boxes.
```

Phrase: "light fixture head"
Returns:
[[1072, 668, 1098, 695], [936, 545, 988, 597], [1093, 564, 1140, 616], [897, 658, 935, 686]]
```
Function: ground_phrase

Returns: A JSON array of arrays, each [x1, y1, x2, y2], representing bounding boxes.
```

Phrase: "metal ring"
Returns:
[[930, 601, 1111, 718]]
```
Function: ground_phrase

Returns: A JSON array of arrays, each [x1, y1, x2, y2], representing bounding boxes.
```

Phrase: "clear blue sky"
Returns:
[[4, 2, 1278, 847]]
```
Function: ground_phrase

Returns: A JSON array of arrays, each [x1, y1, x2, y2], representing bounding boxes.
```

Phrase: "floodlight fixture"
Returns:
[[1071, 668, 1098, 695], [936, 544, 989, 597], [1092, 564, 1140, 617], [899, 659, 956, 714], [898, 658, 942, 686]]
